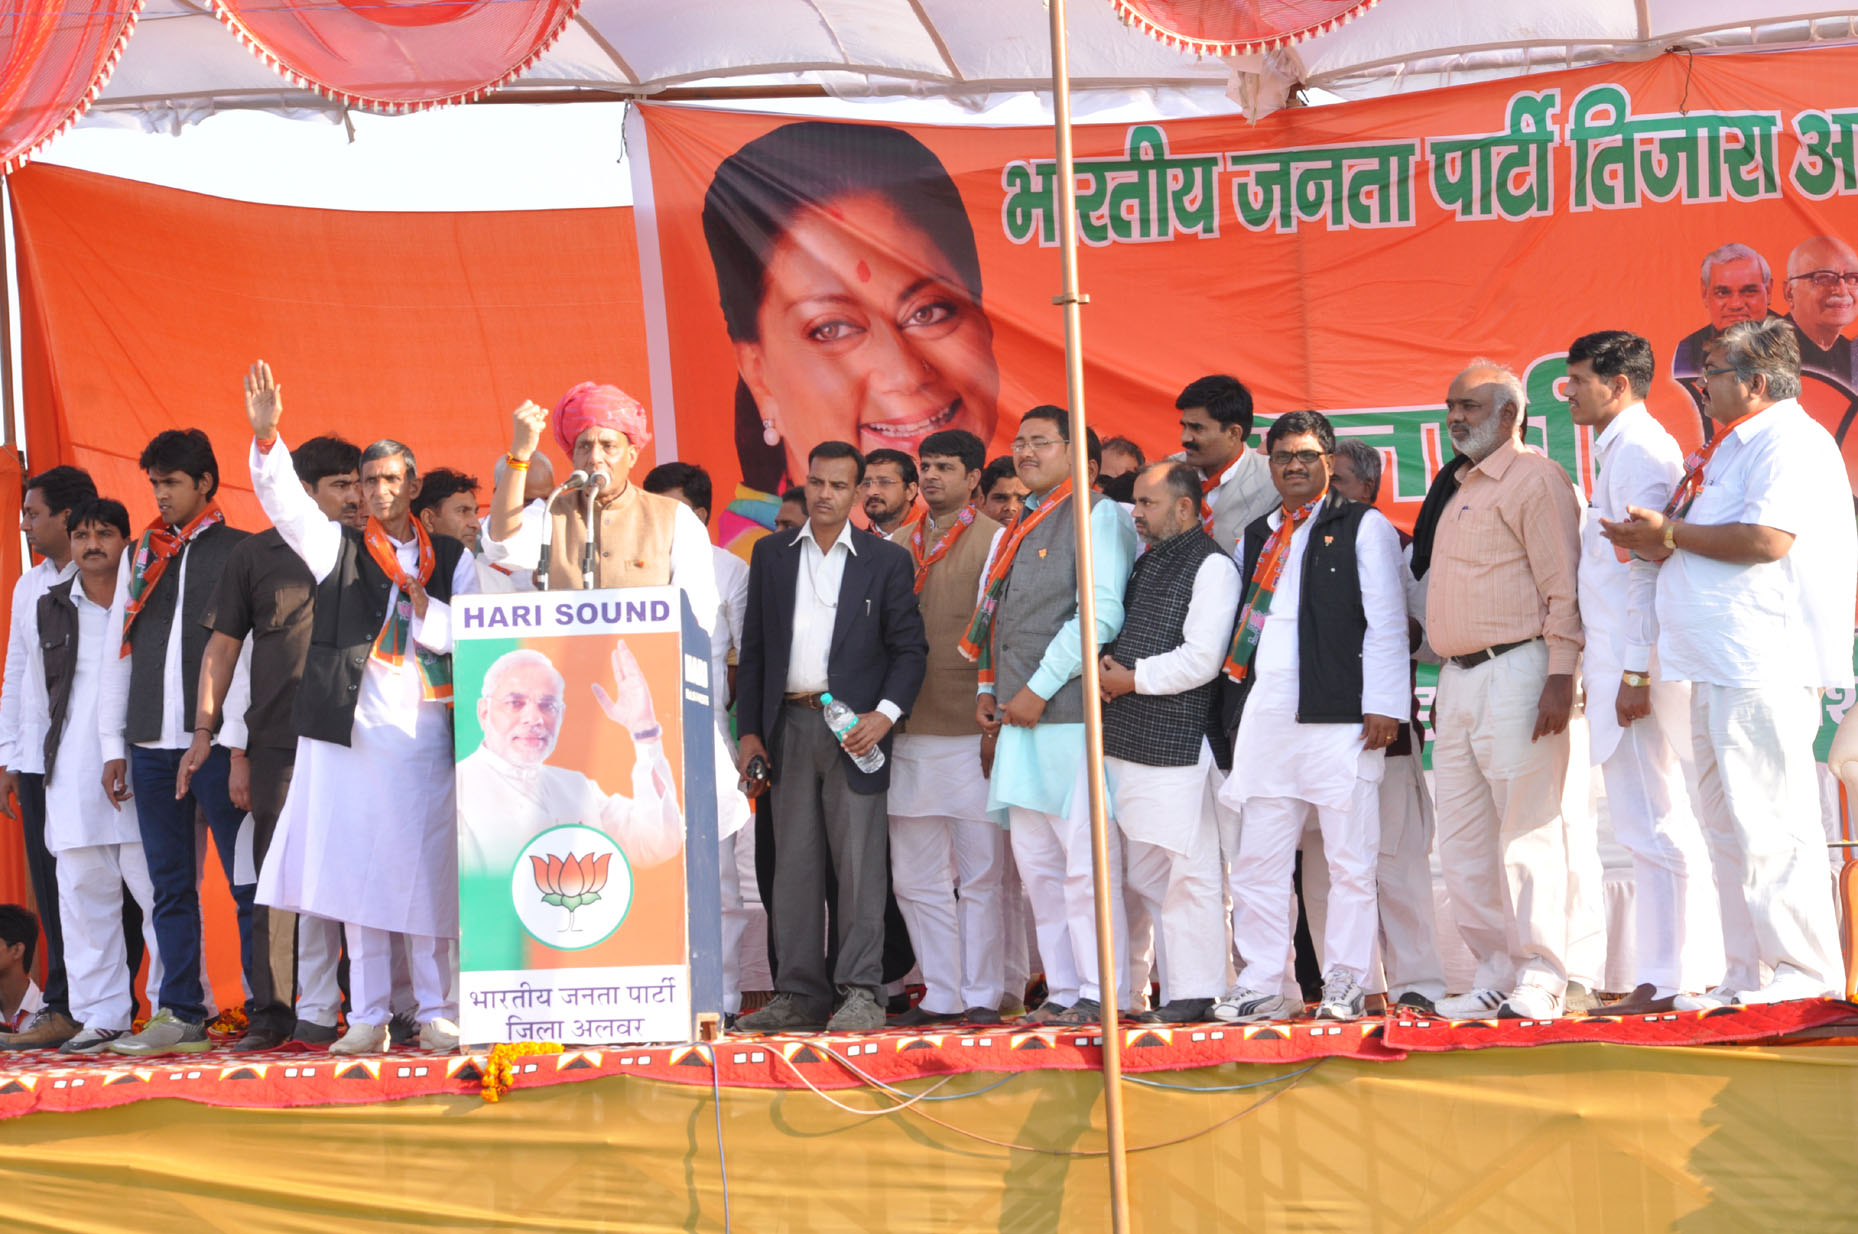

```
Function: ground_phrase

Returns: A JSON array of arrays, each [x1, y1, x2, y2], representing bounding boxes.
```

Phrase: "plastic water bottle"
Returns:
[[821, 693, 885, 773]]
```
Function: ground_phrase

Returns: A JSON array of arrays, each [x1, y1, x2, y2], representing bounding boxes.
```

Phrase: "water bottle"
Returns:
[[821, 693, 885, 773]]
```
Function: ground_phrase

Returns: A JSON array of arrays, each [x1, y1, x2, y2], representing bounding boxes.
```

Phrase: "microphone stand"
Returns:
[[581, 472, 609, 590], [532, 472, 587, 591]]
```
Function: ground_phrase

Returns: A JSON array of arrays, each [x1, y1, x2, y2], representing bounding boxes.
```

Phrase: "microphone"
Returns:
[[581, 472, 609, 588], [561, 469, 591, 490], [586, 472, 610, 492], [533, 471, 591, 590]]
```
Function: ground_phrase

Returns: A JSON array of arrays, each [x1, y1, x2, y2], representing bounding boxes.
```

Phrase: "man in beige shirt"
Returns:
[[1420, 360, 1584, 1021]]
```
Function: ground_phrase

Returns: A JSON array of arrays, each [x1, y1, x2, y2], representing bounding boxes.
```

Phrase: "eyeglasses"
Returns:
[[1010, 437, 1065, 455], [1700, 366, 1738, 379], [1785, 269, 1858, 290], [490, 692, 564, 719], [1269, 449, 1329, 467]]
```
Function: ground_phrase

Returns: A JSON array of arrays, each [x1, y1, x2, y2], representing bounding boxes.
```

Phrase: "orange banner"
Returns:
[[634, 49, 1858, 549]]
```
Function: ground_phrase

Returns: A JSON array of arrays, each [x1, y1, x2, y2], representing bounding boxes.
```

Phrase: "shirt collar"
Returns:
[[1725, 397, 1797, 443], [1204, 448, 1257, 491], [1470, 434, 1527, 481], [792, 522, 858, 555], [1591, 401, 1648, 459]]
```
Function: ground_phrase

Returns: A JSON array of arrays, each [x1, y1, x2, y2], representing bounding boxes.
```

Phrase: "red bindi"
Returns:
[[855, 259, 871, 283]]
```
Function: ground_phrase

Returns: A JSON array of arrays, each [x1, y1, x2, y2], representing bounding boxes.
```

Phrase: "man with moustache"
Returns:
[[1422, 361, 1584, 1022], [455, 646, 683, 876], [885, 429, 1008, 1026], [1172, 375, 1277, 550], [972, 406, 1137, 1026], [1782, 235, 1858, 390], [861, 449, 920, 538], [1605, 319, 1857, 1006], [0, 466, 95, 1050], [175, 434, 363, 1049], [240, 361, 477, 1055], [1098, 461, 1236, 1023], [1674, 243, 1779, 434], [979, 457, 1028, 528]]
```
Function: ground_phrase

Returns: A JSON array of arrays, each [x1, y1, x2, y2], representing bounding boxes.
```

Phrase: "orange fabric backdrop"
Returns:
[[6, 167, 649, 1007]]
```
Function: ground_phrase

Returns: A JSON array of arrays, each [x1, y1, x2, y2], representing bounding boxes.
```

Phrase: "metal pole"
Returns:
[[1044, 1, 1130, 1229], [1, 178, 17, 452]]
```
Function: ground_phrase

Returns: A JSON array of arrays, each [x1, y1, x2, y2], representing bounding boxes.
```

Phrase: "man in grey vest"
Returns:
[[1099, 461, 1238, 1023], [101, 430, 257, 1057], [972, 405, 1137, 1026]]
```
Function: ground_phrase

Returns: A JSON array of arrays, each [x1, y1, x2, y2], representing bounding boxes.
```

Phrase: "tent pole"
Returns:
[[0, 179, 15, 453], [1044, 1, 1131, 1230]]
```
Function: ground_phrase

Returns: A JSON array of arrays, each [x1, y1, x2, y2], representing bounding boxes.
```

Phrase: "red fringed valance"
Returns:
[[1106, 0, 1378, 57], [0, 0, 142, 175]]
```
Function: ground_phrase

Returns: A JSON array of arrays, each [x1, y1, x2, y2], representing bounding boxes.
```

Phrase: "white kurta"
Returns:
[[36, 589, 143, 854], [249, 437, 477, 938], [0, 558, 76, 775], [455, 743, 683, 876]]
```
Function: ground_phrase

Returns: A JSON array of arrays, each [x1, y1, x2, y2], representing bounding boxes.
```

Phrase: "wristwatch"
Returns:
[[1662, 520, 1679, 552], [1621, 672, 1649, 688]]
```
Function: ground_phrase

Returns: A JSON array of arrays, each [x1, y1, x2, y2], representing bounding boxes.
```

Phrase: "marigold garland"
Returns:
[[206, 1006, 250, 1038], [481, 1041, 563, 1102]]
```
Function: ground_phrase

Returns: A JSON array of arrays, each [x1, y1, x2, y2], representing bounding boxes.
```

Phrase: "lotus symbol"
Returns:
[[530, 852, 611, 933]]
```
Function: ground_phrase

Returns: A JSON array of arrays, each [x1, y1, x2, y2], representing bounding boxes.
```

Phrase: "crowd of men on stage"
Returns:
[[0, 315, 1851, 1054]]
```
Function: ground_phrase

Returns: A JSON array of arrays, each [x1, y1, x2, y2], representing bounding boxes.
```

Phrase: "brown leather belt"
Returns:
[[784, 692, 827, 709], [1448, 638, 1536, 671]]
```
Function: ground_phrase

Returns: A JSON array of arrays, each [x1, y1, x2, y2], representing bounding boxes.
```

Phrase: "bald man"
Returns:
[[1783, 235, 1858, 391]]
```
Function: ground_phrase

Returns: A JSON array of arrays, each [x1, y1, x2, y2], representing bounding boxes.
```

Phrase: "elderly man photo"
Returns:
[[1782, 235, 1858, 391], [1604, 318, 1857, 1007], [1673, 242, 1777, 433], [456, 644, 684, 878]]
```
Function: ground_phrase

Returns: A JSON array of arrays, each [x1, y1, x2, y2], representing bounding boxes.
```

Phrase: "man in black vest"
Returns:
[[1214, 411, 1408, 1024], [734, 441, 927, 1033], [101, 430, 256, 1057], [1099, 462, 1238, 1023], [241, 360, 476, 1055]]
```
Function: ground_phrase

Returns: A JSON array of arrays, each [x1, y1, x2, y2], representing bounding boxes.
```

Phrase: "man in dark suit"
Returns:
[[735, 441, 927, 1033]]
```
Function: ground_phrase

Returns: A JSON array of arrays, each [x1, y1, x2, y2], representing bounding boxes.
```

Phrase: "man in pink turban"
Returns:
[[486, 384, 719, 625]]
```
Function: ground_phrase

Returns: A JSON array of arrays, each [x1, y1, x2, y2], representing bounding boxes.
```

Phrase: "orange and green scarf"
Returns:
[[1223, 491, 1325, 684], [121, 503, 224, 656], [959, 478, 1073, 684], [364, 517, 452, 704]]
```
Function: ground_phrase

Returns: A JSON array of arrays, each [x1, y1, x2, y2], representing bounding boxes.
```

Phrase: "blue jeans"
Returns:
[[130, 746, 255, 1024]]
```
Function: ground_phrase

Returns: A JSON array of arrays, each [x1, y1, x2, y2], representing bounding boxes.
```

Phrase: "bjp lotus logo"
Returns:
[[530, 852, 611, 933]]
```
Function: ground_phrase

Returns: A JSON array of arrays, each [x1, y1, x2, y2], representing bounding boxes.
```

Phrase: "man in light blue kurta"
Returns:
[[976, 407, 1137, 1024]]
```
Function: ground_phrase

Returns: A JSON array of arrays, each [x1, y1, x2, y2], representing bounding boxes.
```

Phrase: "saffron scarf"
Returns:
[[1200, 456, 1240, 536], [120, 503, 224, 656], [908, 504, 977, 593], [1223, 491, 1326, 684], [958, 478, 1074, 682], [1663, 407, 1764, 518], [363, 517, 453, 704]]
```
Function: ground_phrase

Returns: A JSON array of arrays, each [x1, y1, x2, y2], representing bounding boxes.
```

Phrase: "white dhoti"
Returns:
[[1109, 751, 1225, 1004], [1008, 759, 1128, 1010]]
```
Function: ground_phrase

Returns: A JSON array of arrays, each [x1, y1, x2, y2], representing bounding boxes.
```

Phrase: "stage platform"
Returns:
[[4, 1001, 1858, 1232]]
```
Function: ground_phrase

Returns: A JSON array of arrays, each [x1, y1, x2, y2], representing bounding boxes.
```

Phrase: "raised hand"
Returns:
[[511, 400, 549, 461], [245, 360, 283, 441], [590, 639, 658, 737]]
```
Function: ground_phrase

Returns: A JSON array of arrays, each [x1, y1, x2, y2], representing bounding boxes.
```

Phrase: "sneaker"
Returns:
[[1674, 984, 1741, 1012], [1213, 987, 1301, 1023], [292, 1020, 340, 1046], [59, 1027, 127, 1055], [826, 987, 885, 1033], [998, 994, 1028, 1018], [328, 1022, 389, 1056], [1391, 992, 1437, 1017], [0, 1008, 80, 1051], [1563, 981, 1602, 1013], [1498, 985, 1563, 1020], [107, 1008, 210, 1057], [1049, 998, 1103, 1026], [1316, 969, 1366, 1022], [418, 1019, 461, 1051], [1021, 1000, 1071, 1024], [736, 993, 829, 1034], [1140, 998, 1216, 1024], [1434, 988, 1505, 1020], [1739, 970, 1835, 1006]]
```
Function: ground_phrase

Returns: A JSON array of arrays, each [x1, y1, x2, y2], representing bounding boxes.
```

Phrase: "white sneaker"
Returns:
[[1213, 987, 1301, 1023], [1498, 985, 1563, 1020], [1739, 970, 1835, 1006], [1434, 989, 1504, 1020], [1673, 984, 1740, 1011], [329, 1022, 389, 1055], [1315, 968, 1366, 1021], [59, 1026, 127, 1055], [418, 1018, 461, 1051]]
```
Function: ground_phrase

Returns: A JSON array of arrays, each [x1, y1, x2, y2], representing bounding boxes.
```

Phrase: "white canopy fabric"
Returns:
[[86, 0, 1858, 129]]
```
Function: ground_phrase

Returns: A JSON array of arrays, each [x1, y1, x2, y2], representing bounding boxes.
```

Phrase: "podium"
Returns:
[[451, 587, 720, 1045]]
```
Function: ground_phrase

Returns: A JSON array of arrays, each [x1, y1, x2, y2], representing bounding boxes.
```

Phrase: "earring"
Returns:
[[761, 418, 780, 447]]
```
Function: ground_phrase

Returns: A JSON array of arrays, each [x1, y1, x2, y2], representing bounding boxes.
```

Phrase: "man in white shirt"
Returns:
[[1098, 462, 1238, 1023], [1172, 374, 1277, 551], [1604, 318, 1858, 1006], [1566, 331, 1722, 1014], [30, 500, 164, 1054], [1217, 412, 1408, 1023], [0, 466, 94, 1050], [0, 905, 43, 1033]]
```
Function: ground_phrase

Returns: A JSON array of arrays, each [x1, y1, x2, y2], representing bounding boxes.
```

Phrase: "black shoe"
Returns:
[[961, 1007, 1003, 1025], [890, 1006, 961, 1028], [1141, 998, 1216, 1024], [736, 993, 830, 1033], [388, 1012, 419, 1047], [1049, 998, 1103, 1026], [885, 992, 913, 1016], [291, 1019, 339, 1046], [1392, 992, 1438, 1017], [230, 1025, 292, 1053]]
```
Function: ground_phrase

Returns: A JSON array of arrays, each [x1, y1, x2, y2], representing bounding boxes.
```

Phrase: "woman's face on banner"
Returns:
[[736, 192, 999, 482]]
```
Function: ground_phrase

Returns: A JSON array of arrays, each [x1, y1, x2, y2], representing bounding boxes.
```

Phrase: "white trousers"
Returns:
[[346, 924, 454, 1026], [298, 914, 343, 1026], [1560, 721, 1609, 990], [1433, 642, 1571, 996], [55, 842, 159, 1031], [999, 852, 1034, 1007], [719, 830, 753, 1015], [1008, 764, 1128, 1009], [1212, 773, 1296, 1001], [1111, 758, 1226, 1004], [890, 813, 1008, 1013], [1597, 682, 1721, 992], [1691, 683, 1841, 994], [1232, 779, 1380, 993]]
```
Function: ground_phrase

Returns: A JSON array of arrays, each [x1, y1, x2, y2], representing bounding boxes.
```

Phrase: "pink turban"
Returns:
[[554, 382, 652, 454]]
